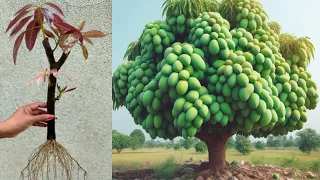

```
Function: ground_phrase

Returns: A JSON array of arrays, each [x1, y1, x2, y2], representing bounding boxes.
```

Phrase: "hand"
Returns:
[[0, 102, 55, 138]]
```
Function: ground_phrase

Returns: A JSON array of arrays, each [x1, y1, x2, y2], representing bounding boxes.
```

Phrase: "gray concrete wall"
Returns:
[[0, 0, 112, 179]]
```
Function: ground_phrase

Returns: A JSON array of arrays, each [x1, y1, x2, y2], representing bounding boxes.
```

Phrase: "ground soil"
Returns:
[[112, 161, 319, 180]]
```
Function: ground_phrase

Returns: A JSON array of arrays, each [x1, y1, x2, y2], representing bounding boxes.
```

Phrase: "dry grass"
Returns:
[[112, 148, 320, 173]]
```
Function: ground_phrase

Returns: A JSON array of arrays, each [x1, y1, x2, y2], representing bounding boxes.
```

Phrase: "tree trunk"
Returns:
[[206, 137, 228, 170], [196, 132, 233, 171], [117, 149, 122, 153]]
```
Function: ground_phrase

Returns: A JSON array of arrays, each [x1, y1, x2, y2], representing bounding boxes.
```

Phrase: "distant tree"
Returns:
[[284, 140, 294, 147], [296, 128, 320, 154], [130, 129, 145, 146], [195, 141, 207, 153], [226, 137, 235, 149], [267, 135, 275, 147], [182, 138, 195, 150], [273, 138, 282, 148], [112, 130, 131, 153], [235, 135, 252, 155], [145, 140, 156, 148], [255, 141, 266, 150], [289, 135, 294, 141], [173, 143, 181, 151], [130, 137, 140, 150], [281, 135, 287, 142], [167, 140, 175, 149]]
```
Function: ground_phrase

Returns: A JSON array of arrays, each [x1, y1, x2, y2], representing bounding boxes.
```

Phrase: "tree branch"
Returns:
[[57, 52, 69, 70], [42, 38, 56, 67]]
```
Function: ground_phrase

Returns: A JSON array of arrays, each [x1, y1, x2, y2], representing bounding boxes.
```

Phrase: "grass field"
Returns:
[[112, 148, 320, 173]]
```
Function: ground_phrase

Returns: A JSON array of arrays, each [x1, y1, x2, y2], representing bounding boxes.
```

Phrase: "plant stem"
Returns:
[[42, 38, 69, 140]]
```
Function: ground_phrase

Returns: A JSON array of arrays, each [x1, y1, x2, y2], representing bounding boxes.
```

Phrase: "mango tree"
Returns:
[[112, 0, 318, 172]]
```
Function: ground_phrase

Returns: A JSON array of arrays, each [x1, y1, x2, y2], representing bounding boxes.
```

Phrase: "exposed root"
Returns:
[[20, 140, 87, 180]]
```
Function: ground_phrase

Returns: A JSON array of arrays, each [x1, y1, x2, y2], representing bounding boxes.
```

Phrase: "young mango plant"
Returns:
[[6, 3, 105, 180]]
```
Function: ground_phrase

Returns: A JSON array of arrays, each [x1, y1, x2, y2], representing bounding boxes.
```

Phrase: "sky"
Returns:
[[112, 0, 320, 140]]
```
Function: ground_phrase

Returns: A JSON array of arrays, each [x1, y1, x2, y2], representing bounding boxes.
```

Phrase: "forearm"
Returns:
[[0, 120, 8, 138]]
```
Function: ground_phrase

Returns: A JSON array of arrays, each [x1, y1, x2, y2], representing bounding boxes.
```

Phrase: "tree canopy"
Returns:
[[296, 128, 320, 154], [130, 129, 146, 146]]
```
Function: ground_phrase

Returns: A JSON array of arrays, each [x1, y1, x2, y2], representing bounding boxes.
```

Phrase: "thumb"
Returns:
[[31, 114, 55, 123]]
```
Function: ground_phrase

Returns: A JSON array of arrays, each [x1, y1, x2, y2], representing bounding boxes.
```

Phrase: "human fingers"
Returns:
[[27, 102, 47, 110], [30, 114, 55, 123], [32, 122, 47, 127], [29, 109, 48, 115]]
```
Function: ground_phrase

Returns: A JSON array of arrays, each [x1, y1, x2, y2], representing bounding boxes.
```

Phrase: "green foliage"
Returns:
[[130, 129, 146, 146], [280, 156, 300, 168], [266, 136, 282, 148], [235, 135, 252, 155], [226, 136, 235, 149], [296, 128, 320, 154], [230, 160, 241, 168], [194, 141, 207, 153], [266, 135, 275, 147], [272, 138, 282, 149], [162, 0, 219, 19], [130, 137, 141, 150], [310, 160, 320, 173], [251, 156, 265, 165], [182, 138, 195, 150], [144, 140, 157, 148], [153, 156, 181, 179], [173, 143, 181, 151], [284, 140, 294, 147], [112, 130, 132, 153], [255, 141, 265, 150]]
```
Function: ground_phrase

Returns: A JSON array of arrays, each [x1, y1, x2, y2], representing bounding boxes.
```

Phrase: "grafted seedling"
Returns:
[[6, 3, 105, 180]]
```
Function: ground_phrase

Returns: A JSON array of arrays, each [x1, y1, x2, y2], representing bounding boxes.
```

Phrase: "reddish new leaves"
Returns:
[[6, 3, 105, 64], [13, 33, 25, 64], [10, 16, 32, 37], [25, 19, 41, 51], [45, 3, 64, 16], [83, 30, 105, 38]]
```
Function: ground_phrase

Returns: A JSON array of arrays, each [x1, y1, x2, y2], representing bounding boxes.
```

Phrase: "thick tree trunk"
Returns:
[[206, 136, 228, 170], [196, 131, 233, 171], [117, 149, 122, 153]]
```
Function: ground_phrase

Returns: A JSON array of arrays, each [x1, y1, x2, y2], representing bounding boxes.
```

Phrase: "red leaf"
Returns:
[[45, 3, 64, 16], [10, 15, 32, 37], [13, 32, 25, 64], [54, 21, 83, 43], [6, 9, 31, 33], [14, 4, 33, 16], [53, 21, 77, 33], [65, 87, 76, 92], [25, 20, 41, 51], [44, 29, 55, 38], [81, 45, 88, 59], [52, 13, 63, 23], [83, 36, 94, 45], [83, 30, 105, 38], [33, 8, 43, 22]]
